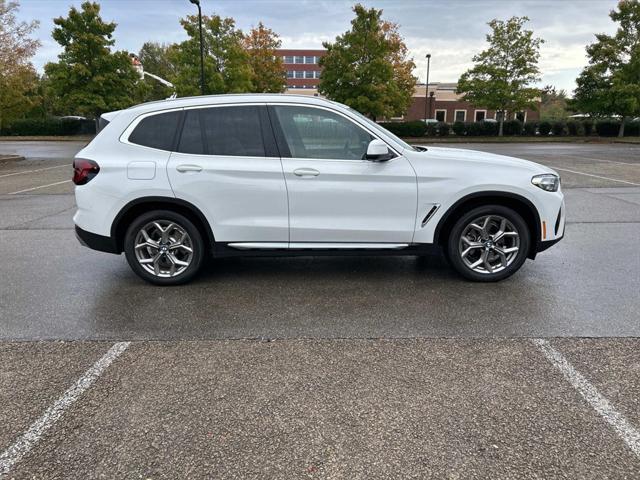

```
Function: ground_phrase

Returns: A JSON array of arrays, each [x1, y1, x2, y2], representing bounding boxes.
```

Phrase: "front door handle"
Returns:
[[176, 164, 203, 173], [293, 168, 320, 177]]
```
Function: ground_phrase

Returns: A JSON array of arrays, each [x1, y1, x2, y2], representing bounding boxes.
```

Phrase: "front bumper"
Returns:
[[75, 225, 119, 254]]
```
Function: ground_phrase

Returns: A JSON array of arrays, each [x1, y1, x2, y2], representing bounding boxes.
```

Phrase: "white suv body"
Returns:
[[73, 94, 565, 284]]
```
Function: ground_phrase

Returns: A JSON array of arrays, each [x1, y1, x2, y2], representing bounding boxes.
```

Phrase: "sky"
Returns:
[[16, 0, 620, 94]]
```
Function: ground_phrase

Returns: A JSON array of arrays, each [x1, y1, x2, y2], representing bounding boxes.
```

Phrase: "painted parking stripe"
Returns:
[[8, 180, 72, 195], [552, 167, 640, 186], [0, 164, 68, 179], [0, 342, 130, 477], [533, 339, 640, 458]]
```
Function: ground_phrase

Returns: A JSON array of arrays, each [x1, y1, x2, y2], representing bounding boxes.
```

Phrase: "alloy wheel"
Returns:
[[458, 215, 520, 274], [133, 220, 194, 278]]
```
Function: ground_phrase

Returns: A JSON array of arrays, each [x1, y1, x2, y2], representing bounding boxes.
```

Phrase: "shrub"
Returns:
[[378, 121, 427, 137], [582, 119, 594, 136], [566, 120, 581, 136], [523, 122, 537, 136], [623, 121, 640, 136], [595, 120, 620, 137], [552, 121, 566, 136], [503, 119, 523, 136], [538, 121, 552, 136], [438, 122, 450, 136], [452, 121, 466, 136], [0, 117, 95, 136]]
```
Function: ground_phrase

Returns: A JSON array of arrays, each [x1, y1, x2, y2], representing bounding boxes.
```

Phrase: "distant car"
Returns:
[[59, 115, 87, 121], [73, 94, 565, 285]]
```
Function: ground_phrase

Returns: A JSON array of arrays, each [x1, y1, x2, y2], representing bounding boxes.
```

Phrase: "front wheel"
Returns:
[[446, 205, 530, 282], [124, 210, 205, 285]]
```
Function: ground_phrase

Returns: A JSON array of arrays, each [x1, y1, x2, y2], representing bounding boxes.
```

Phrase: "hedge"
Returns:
[[378, 121, 427, 137], [0, 117, 96, 136], [502, 120, 523, 136]]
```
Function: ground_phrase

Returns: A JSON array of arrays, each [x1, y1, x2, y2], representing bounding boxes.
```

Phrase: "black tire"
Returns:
[[446, 205, 530, 282], [124, 210, 205, 285]]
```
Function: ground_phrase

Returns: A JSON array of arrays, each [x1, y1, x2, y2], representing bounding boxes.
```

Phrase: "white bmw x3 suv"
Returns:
[[73, 94, 565, 285]]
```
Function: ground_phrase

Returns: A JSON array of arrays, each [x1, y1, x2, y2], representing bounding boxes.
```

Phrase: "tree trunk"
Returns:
[[498, 119, 504, 136], [618, 117, 626, 138]]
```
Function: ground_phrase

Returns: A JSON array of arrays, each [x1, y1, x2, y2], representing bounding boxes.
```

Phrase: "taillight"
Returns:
[[73, 159, 100, 185]]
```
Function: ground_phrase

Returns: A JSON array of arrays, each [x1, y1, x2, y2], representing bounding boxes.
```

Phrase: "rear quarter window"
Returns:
[[128, 111, 182, 151]]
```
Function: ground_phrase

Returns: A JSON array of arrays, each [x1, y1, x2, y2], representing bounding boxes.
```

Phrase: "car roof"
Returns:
[[124, 93, 346, 116]]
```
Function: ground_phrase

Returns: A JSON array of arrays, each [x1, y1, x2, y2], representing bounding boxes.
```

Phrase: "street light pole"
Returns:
[[423, 53, 431, 121], [189, 0, 205, 95]]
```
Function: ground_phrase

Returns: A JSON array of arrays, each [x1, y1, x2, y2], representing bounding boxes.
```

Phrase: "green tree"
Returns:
[[169, 13, 252, 96], [0, 0, 40, 131], [138, 42, 175, 101], [319, 4, 416, 120], [540, 85, 569, 121], [243, 22, 285, 93], [457, 16, 543, 136], [44, 1, 141, 120], [573, 0, 640, 137]]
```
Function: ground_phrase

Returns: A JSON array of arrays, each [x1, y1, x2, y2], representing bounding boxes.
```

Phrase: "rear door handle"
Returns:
[[176, 164, 203, 173], [293, 168, 320, 177]]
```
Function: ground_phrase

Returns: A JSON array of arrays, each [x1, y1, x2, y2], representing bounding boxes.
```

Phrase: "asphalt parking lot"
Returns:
[[0, 140, 639, 478]]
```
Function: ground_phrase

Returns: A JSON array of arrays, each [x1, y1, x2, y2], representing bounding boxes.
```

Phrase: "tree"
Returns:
[[0, 0, 40, 131], [138, 42, 175, 101], [44, 1, 141, 120], [319, 4, 416, 120], [169, 13, 252, 96], [540, 85, 569, 121], [243, 22, 285, 93], [573, 0, 640, 137], [457, 16, 543, 136]]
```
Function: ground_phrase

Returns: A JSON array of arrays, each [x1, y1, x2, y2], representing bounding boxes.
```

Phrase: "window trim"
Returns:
[[435, 109, 447, 123], [474, 109, 487, 122], [454, 109, 467, 122], [266, 103, 399, 162]]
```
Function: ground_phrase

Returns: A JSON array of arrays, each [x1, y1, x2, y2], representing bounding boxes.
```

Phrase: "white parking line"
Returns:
[[552, 167, 640, 186], [533, 339, 640, 458], [0, 342, 130, 477], [0, 164, 68, 179], [8, 180, 72, 195]]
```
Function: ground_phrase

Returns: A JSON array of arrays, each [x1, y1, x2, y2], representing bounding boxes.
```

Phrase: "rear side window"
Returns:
[[177, 106, 265, 157], [128, 111, 181, 151]]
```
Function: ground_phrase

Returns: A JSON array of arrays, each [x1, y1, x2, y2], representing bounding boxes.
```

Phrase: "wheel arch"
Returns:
[[111, 197, 215, 253], [433, 191, 541, 259]]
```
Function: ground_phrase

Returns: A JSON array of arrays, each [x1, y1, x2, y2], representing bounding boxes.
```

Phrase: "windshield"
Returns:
[[346, 107, 417, 151]]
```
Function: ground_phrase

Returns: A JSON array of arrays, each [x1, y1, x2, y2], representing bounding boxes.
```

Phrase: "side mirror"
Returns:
[[365, 139, 394, 161]]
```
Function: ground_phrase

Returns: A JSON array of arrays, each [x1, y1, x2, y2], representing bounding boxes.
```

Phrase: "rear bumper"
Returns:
[[75, 225, 119, 254]]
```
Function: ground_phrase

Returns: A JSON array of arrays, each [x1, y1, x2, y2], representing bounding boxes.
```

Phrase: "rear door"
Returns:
[[167, 105, 288, 243], [269, 104, 417, 244]]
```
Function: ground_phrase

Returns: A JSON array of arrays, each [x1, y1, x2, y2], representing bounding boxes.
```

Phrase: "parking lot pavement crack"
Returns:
[[532, 338, 640, 459]]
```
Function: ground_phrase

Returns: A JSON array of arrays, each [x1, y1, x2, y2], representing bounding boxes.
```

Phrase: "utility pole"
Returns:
[[189, 0, 205, 95], [423, 53, 431, 121]]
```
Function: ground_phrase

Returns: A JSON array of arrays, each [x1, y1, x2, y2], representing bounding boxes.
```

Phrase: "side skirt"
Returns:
[[212, 243, 441, 258]]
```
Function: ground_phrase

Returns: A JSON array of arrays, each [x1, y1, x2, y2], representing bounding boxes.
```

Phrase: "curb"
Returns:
[[0, 155, 25, 164]]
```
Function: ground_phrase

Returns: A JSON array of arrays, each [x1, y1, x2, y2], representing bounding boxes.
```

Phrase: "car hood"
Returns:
[[407, 146, 557, 176]]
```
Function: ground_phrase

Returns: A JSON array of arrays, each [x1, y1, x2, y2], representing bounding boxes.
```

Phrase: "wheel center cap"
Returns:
[[485, 240, 494, 248]]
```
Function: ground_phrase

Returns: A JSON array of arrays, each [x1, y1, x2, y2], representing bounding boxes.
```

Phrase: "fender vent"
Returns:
[[421, 204, 440, 228]]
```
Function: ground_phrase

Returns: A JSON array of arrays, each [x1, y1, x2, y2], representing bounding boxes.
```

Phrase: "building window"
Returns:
[[454, 110, 466, 122], [286, 71, 294, 79], [474, 110, 486, 122], [284, 56, 294, 64], [435, 109, 446, 122], [294, 56, 304, 64], [294, 71, 304, 79], [516, 111, 526, 122], [305, 56, 315, 64], [304, 71, 314, 79], [314, 71, 321, 79]]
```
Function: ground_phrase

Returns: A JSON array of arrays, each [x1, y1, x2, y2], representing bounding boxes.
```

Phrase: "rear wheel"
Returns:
[[446, 205, 530, 282], [124, 210, 205, 285]]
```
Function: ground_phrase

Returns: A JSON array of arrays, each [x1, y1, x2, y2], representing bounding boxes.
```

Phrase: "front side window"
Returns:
[[273, 106, 374, 160], [178, 106, 265, 157], [128, 111, 181, 151]]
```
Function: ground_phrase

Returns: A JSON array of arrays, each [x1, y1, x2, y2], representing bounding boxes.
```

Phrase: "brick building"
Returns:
[[276, 49, 541, 122]]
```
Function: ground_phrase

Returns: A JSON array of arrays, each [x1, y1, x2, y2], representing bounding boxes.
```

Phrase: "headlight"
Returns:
[[532, 174, 560, 192]]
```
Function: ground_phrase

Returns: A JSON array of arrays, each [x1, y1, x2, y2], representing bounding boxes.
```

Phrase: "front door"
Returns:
[[270, 105, 417, 244]]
